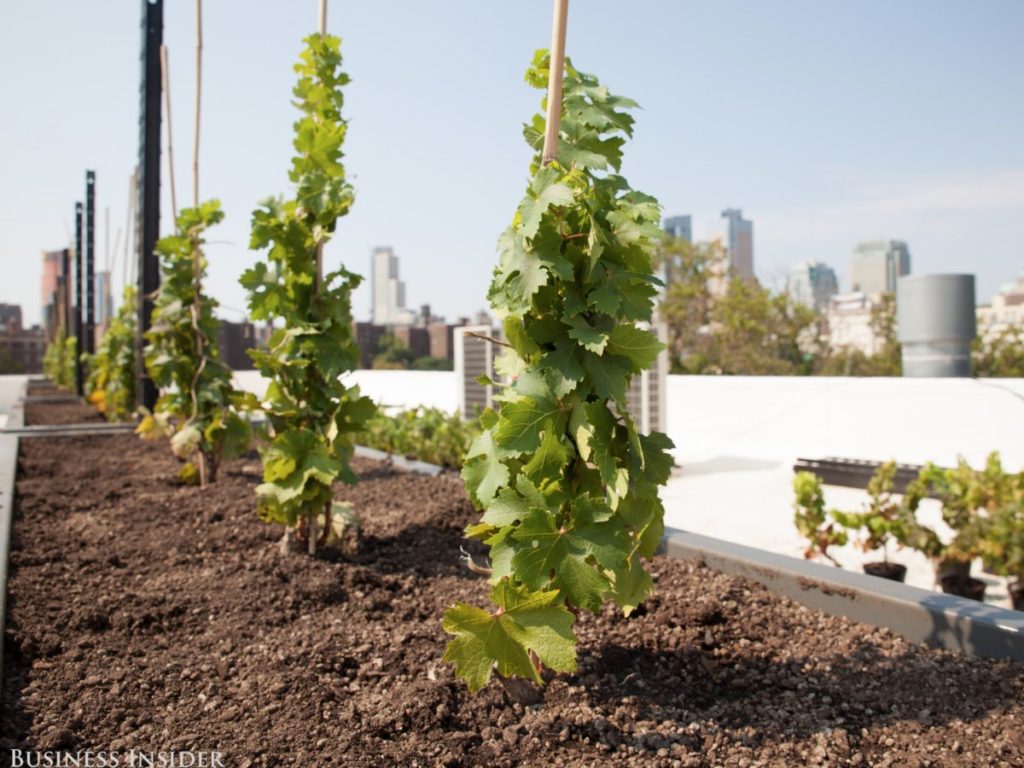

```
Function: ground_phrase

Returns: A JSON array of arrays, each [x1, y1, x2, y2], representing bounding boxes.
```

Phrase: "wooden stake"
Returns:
[[314, 0, 328, 288], [193, 0, 203, 208], [160, 45, 177, 222], [123, 170, 137, 292], [542, 0, 569, 166]]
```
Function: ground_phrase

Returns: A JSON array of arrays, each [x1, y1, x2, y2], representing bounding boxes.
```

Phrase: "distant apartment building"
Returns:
[[0, 304, 21, 332], [976, 272, 1024, 338], [41, 250, 62, 309], [787, 261, 838, 312], [217, 319, 260, 370], [707, 208, 755, 283], [850, 240, 910, 295], [371, 246, 416, 326], [826, 291, 882, 356], [0, 304, 45, 373], [663, 215, 692, 243]]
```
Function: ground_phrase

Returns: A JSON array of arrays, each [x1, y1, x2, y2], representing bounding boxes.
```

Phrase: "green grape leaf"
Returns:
[[443, 580, 576, 692], [510, 508, 628, 612], [606, 325, 663, 371], [565, 315, 611, 355], [522, 429, 573, 481], [463, 430, 511, 506], [517, 166, 575, 239], [494, 397, 563, 454], [582, 352, 631, 403]]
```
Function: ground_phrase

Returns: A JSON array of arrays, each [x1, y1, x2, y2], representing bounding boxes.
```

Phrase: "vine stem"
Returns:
[[465, 331, 512, 349], [541, 0, 569, 166], [159, 46, 177, 222]]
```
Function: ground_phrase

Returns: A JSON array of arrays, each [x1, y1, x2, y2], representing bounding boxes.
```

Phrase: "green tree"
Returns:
[[371, 333, 414, 369], [411, 355, 453, 371], [973, 325, 1024, 377], [657, 237, 821, 376]]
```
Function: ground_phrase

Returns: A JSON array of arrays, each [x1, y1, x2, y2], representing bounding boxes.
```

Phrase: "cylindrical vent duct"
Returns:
[[896, 274, 976, 377]]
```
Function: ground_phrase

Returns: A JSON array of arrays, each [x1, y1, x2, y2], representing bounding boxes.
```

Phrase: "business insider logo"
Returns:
[[8, 750, 226, 768]]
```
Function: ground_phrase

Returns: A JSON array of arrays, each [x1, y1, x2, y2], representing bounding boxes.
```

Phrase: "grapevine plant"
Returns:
[[43, 330, 76, 390], [443, 51, 674, 691], [143, 201, 250, 485], [240, 34, 374, 552], [86, 286, 137, 421]]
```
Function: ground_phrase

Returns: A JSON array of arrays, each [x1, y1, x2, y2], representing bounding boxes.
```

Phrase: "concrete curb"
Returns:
[[0, 380, 26, 695], [660, 527, 1024, 662], [3, 423, 136, 438], [353, 445, 446, 477]]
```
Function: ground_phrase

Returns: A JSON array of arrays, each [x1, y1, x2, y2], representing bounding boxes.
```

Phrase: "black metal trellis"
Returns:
[[136, 0, 163, 411]]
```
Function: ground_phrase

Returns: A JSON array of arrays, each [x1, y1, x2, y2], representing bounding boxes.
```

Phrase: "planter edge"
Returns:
[[659, 527, 1024, 662], [353, 444, 445, 476], [0, 379, 27, 696]]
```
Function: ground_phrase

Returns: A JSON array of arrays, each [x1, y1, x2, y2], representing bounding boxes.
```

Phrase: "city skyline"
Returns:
[[2, 1, 1022, 326]]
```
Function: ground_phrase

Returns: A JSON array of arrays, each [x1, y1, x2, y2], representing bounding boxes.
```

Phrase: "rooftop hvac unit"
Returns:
[[454, 325, 500, 420], [455, 321, 668, 434]]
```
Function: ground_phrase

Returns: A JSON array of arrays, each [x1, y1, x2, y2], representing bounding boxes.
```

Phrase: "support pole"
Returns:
[[541, 0, 569, 167], [74, 203, 84, 395], [61, 249, 71, 340], [85, 171, 97, 355], [160, 45, 177, 223], [193, 0, 202, 208], [137, 0, 163, 412]]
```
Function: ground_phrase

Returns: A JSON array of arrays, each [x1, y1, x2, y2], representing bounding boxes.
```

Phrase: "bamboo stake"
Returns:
[[160, 45, 177, 223], [191, 0, 208, 491], [193, 0, 203, 207], [542, 0, 569, 166], [124, 169, 137, 291]]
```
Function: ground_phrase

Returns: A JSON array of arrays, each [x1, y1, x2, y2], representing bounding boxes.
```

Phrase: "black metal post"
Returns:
[[85, 170, 96, 356], [74, 202, 85, 396], [61, 248, 71, 338], [136, 0, 162, 411]]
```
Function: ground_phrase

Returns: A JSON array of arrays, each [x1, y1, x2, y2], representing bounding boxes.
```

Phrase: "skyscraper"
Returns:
[[663, 215, 692, 243], [787, 260, 838, 311], [708, 208, 754, 282], [850, 240, 911, 295], [371, 246, 409, 325]]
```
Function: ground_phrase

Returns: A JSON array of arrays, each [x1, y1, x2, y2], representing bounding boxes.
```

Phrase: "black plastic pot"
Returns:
[[940, 575, 987, 602], [863, 562, 907, 582], [936, 558, 971, 582], [1009, 581, 1024, 612]]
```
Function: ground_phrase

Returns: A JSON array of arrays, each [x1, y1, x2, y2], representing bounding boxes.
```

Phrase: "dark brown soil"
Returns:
[[22, 382, 104, 426], [3, 403, 1024, 767]]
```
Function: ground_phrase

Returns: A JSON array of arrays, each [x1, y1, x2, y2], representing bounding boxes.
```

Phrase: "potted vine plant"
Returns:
[[830, 462, 912, 582], [793, 471, 847, 566], [907, 456, 1016, 601], [978, 502, 1024, 610]]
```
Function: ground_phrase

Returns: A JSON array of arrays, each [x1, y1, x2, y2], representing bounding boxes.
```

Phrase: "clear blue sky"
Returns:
[[2, 0, 1022, 326]]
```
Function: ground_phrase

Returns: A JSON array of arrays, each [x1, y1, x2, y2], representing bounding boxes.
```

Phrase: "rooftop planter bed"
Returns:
[[2, 400, 1024, 766]]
